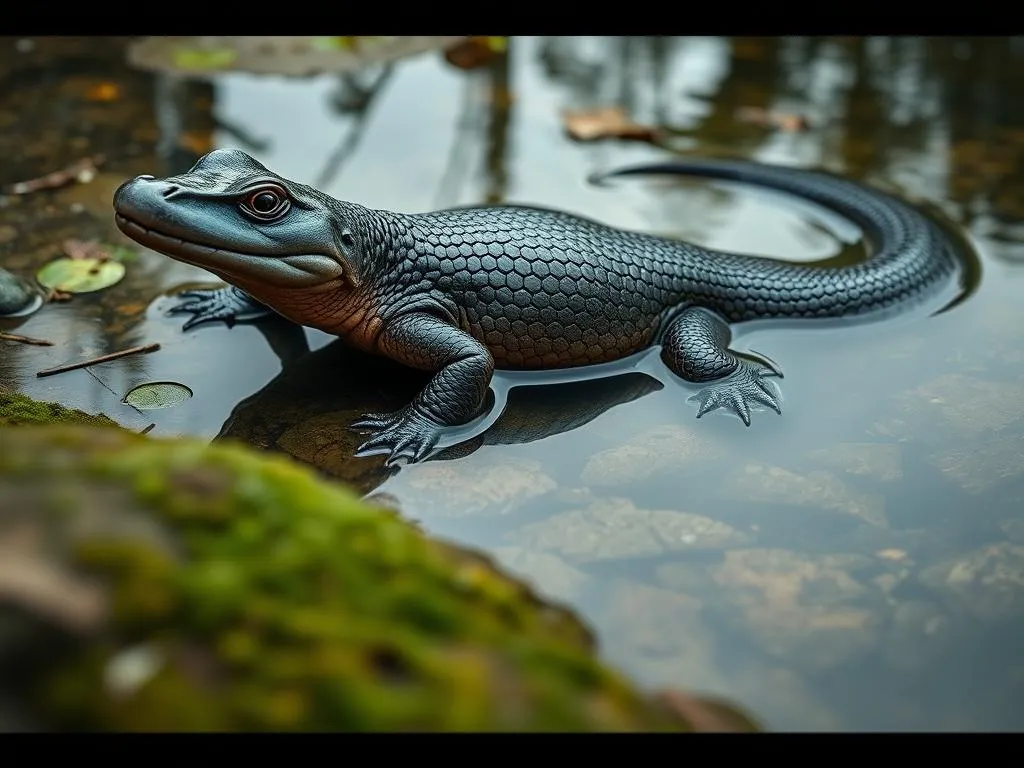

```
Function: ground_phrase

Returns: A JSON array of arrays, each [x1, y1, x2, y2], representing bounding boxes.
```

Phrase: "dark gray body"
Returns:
[[112, 150, 961, 464]]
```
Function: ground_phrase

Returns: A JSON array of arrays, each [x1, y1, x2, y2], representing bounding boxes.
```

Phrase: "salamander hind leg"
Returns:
[[660, 307, 783, 426]]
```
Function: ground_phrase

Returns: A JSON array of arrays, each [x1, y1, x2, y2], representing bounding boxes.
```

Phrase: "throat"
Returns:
[[228, 277, 383, 348]]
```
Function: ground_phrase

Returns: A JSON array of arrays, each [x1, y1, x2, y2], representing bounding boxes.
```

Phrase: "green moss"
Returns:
[[0, 423, 695, 731], [0, 388, 121, 429]]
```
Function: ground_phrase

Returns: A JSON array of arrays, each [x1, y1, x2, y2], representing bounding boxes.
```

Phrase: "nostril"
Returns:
[[161, 184, 180, 199]]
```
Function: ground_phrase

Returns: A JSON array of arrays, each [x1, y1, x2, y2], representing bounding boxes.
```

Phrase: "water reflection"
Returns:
[[2, 36, 1024, 731]]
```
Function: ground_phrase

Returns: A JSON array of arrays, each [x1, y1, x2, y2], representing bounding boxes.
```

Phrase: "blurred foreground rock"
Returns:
[[0, 389, 756, 732]]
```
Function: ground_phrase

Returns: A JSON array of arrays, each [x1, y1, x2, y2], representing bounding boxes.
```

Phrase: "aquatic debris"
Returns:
[[122, 382, 193, 411], [37, 257, 125, 294], [36, 343, 160, 379], [0, 267, 42, 317], [3, 154, 106, 195], [443, 36, 508, 70], [44, 288, 73, 303], [85, 82, 121, 102], [0, 332, 53, 347], [128, 36, 466, 78], [173, 47, 238, 71], [562, 106, 660, 143], [64, 239, 137, 264], [734, 106, 812, 132]]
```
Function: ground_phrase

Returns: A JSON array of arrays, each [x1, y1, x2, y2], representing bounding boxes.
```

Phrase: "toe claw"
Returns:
[[350, 405, 444, 466], [689, 359, 784, 425]]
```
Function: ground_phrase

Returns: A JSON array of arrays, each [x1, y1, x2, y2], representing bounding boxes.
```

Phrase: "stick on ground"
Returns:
[[36, 343, 160, 378], [0, 332, 54, 346]]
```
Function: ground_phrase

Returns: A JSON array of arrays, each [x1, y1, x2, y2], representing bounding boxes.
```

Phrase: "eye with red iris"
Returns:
[[239, 184, 291, 221]]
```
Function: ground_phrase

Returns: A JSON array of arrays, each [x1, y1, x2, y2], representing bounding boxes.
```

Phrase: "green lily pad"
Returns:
[[172, 47, 238, 71], [122, 382, 193, 411], [36, 258, 125, 294]]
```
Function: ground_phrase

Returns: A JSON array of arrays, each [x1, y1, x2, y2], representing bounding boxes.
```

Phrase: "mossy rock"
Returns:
[[0, 414, 732, 731], [0, 388, 121, 429]]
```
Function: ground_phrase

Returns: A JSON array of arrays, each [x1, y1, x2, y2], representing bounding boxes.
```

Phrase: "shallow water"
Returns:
[[2, 36, 1024, 730]]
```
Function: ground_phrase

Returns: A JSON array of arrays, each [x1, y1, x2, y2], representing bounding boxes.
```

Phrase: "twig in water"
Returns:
[[0, 331, 54, 346], [36, 343, 160, 378]]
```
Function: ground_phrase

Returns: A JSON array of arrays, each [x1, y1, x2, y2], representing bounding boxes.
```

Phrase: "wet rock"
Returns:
[[883, 600, 958, 672], [0, 267, 40, 316], [918, 542, 1024, 621], [0, 421, 700, 732], [722, 462, 889, 527], [707, 549, 882, 668], [805, 442, 903, 483], [396, 456, 557, 519], [506, 497, 752, 563], [926, 435, 1024, 494], [872, 374, 1024, 444], [579, 424, 722, 488], [0, 388, 120, 429]]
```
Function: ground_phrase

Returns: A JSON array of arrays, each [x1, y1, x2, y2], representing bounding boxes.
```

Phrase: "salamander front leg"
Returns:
[[168, 285, 275, 330], [660, 307, 783, 425], [351, 312, 494, 466]]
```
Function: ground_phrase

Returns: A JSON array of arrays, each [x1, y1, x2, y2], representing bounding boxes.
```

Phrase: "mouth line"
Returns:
[[114, 212, 260, 265]]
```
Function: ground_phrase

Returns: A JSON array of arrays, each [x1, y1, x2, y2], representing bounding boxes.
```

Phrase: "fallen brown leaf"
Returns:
[[562, 106, 659, 143], [85, 82, 121, 102], [735, 106, 811, 132], [44, 288, 74, 303], [62, 238, 109, 263], [443, 36, 507, 70]]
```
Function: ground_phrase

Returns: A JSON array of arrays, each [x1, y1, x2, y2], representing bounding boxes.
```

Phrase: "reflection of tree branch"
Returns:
[[483, 43, 513, 204], [433, 77, 485, 208], [314, 65, 395, 189]]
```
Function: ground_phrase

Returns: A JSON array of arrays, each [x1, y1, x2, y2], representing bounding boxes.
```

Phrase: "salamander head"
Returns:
[[113, 149, 368, 294]]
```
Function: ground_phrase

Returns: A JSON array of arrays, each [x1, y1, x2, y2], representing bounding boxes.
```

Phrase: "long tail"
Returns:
[[596, 160, 960, 322]]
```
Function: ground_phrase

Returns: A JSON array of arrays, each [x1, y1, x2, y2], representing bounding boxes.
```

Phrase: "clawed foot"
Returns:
[[350, 405, 445, 467], [167, 286, 272, 331], [690, 357, 783, 426]]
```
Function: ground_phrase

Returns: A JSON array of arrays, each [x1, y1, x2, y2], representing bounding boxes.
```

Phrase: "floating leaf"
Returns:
[[122, 382, 194, 411], [85, 82, 120, 102], [444, 36, 507, 70], [734, 106, 812, 132], [172, 47, 238, 71], [108, 245, 139, 263], [312, 36, 357, 51], [562, 106, 660, 143], [36, 258, 125, 294]]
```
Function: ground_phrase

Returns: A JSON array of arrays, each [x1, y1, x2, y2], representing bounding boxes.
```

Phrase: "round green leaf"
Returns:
[[122, 382, 194, 410], [37, 258, 125, 294]]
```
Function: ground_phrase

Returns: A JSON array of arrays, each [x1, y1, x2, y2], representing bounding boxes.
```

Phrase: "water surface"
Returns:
[[2, 36, 1024, 730]]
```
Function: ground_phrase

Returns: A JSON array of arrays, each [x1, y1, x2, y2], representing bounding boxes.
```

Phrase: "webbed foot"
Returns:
[[167, 286, 273, 330], [690, 357, 783, 426], [351, 405, 445, 466]]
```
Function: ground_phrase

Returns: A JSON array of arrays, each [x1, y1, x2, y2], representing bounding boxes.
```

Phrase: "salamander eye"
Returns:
[[240, 185, 291, 221]]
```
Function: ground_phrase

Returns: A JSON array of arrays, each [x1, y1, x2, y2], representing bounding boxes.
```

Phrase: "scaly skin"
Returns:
[[113, 150, 960, 464]]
